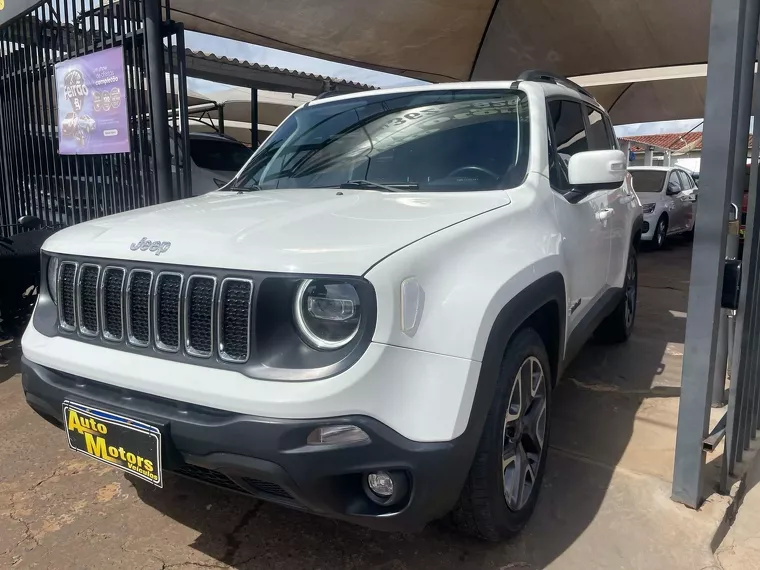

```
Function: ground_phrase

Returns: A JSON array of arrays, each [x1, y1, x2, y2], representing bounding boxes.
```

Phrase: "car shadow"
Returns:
[[0, 336, 21, 385], [128, 241, 693, 569]]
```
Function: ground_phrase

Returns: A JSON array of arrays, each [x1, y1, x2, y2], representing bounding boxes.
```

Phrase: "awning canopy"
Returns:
[[586, 77, 706, 125], [169, 0, 711, 83]]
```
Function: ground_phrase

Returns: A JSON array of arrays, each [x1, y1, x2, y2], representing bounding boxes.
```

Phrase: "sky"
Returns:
[[183, 31, 701, 137]]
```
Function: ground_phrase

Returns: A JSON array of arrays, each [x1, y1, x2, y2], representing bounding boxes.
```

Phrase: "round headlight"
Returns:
[[293, 279, 361, 350], [47, 256, 59, 305]]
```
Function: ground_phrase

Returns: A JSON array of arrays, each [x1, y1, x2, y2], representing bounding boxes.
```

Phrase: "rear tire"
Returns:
[[595, 248, 637, 344], [450, 328, 552, 541]]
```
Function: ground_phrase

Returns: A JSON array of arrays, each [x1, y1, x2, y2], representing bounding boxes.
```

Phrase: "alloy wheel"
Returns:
[[502, 356, 547, 511]]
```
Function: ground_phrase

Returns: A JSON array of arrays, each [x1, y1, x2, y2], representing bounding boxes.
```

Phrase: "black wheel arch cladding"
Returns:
[[469, 272, 566, 434]]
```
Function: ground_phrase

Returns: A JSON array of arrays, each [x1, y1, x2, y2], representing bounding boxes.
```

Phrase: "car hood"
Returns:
[[43, 188, 510, 275]]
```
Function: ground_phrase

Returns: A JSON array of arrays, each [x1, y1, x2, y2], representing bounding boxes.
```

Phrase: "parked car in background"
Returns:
[[182, 132, 254, 194], [629, 166, 696, 248]]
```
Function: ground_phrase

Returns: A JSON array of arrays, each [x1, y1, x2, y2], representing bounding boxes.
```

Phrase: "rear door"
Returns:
[[585, 104, 629, 289], [547, 99, 610, 332]]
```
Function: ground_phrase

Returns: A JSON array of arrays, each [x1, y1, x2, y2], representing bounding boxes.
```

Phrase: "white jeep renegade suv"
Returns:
[[22, 71, 642, 541]]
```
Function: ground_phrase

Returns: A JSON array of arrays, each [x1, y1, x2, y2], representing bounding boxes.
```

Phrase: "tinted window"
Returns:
[[668, 171, 683, 192], [586, 106, 614, 150], [630, 170, 666, 193], [190, 139, 253, 172], [232, 90, 530, 192], [547, 100, 588, 190]]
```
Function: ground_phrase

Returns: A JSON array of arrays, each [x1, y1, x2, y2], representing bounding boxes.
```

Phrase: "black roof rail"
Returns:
[[517, 70, 595, 100]]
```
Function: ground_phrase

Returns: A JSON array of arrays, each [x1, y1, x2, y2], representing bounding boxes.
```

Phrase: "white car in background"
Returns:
[[629, 166, 696, 248], [179, 132, 254, 195]]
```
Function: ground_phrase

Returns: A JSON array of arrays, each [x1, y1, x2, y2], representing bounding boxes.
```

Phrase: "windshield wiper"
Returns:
[[338, 180, 418, 192]]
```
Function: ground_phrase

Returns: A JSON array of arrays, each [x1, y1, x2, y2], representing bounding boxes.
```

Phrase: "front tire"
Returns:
[[450, 328, 552, 541], [595, 248, 637, 343], [652, 216, 668, 250]]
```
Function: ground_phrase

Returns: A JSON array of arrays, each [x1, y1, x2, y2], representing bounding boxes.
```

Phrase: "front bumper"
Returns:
[[21, 357, 478, 532]]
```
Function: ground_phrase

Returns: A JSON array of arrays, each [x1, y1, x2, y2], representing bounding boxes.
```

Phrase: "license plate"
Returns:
[[63, 401, 163, 487]]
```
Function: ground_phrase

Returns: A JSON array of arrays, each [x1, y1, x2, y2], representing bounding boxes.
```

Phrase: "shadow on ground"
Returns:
[[0, 337, 21, 385], [127, 237, 696, 569]]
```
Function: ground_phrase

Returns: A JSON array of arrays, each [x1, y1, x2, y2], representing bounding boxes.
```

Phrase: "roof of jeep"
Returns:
[[306, 80, 602, 111]]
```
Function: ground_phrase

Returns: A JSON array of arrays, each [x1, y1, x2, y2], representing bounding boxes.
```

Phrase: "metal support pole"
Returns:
[[145, 0, 173, 204], [713, 312, 730, 407], [728, 32, 760, 471], [644, 146, 653, 166], [712, 0, 756, 399], [218, 105, 225, 135], [672, 0, 759, 509], [251, 88, 259, 148]]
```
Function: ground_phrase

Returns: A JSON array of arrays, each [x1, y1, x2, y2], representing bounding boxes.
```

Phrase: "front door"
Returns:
[[666, 170, 685, 232], [677, 170, 696, 230]]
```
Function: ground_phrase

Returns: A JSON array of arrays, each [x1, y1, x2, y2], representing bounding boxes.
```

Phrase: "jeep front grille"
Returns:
[[218, 278, 253, 362], [155, 272, 183, 352], [101, 267, 125, 341], [58, 261, 78, 331], [185, 276, 216, 357], [127, 270, 153, 347], [77, 264, 101, 336], [56, 262, 254, 364]]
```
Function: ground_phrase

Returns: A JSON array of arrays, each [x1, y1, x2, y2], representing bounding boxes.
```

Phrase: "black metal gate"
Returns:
[[0, 0, 189, 238]]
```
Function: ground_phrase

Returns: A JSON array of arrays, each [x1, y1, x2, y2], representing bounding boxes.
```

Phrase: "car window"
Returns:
[[585, 105, 614, 150], [677, 170, 693, 189], [668, 171, 683, 193], [547, 99, 588, 191], [189, 139, 254, 172], [232, 89, 531, 192], [630, 170, 666, 193]]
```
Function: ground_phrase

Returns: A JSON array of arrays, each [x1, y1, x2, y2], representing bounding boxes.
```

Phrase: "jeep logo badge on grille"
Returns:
[[130, 237, 171, 256]]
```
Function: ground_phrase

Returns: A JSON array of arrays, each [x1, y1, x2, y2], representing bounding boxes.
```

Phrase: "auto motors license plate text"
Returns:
[[63, 401, 162, 487]]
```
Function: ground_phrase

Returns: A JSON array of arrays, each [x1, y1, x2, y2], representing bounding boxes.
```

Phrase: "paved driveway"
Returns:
[[0, 239, 724, 570]]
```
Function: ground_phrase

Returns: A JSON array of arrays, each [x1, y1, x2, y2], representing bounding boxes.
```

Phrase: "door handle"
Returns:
[[595, 208, 614, 221]]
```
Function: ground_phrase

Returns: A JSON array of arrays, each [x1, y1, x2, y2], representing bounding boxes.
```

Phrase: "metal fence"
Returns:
[[673, 0, 760, 508], [0, 0, 188, 238]]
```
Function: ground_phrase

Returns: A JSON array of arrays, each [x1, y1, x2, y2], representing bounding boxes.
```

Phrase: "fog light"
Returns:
[[363, 470, 409, 506], [307, 425, 369, 445], [367, 471, 394, 497]]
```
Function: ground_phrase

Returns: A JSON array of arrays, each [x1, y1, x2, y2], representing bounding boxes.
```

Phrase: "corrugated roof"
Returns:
[[620, 132, 753, 153], [185, 49, 375, 92], [620, 132, 704, 153]]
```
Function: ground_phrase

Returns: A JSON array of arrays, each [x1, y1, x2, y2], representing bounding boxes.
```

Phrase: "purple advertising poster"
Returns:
[[55, 47, 130, 155]]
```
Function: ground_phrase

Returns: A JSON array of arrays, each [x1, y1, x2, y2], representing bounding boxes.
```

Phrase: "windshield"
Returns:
[[190, 139, 253, 172], [630, 170, 666, 193], [230, 89, 529, 192]]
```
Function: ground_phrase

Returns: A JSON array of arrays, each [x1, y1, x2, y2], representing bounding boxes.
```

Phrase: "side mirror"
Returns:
[[666, 186, 680, 196], [18, 215, 42, 230], [568, 150, 627, 190]]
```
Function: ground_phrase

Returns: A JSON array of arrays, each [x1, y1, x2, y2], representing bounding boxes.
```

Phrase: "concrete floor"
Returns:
[[0, 239, 735, 569]]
